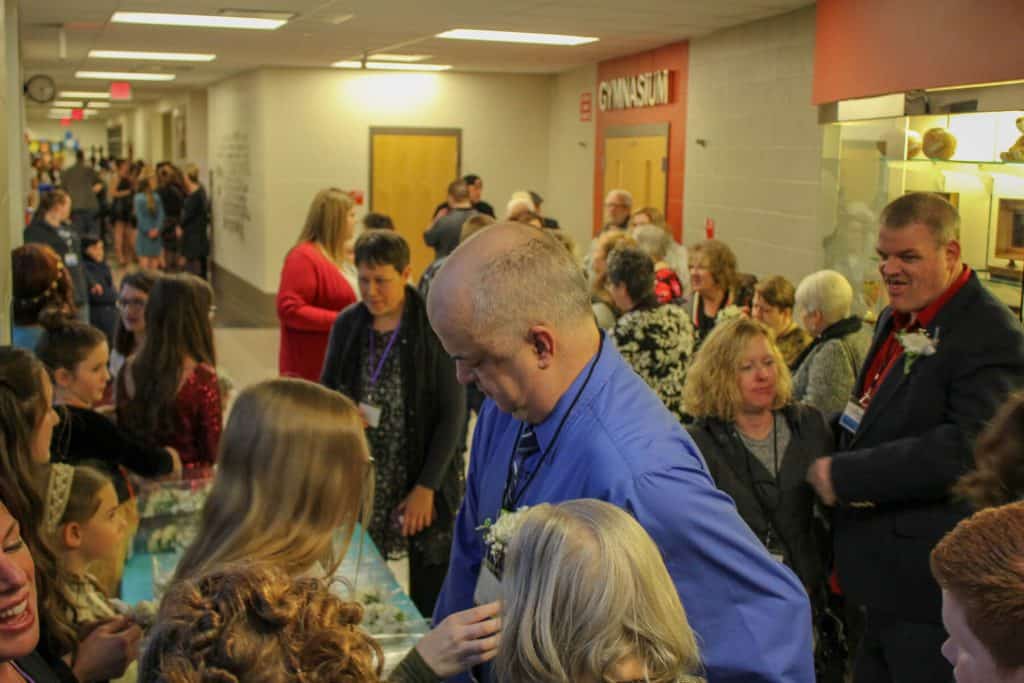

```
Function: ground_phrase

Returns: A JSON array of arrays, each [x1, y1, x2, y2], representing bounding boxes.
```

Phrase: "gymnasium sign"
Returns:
[[598, 70, 670, 112]]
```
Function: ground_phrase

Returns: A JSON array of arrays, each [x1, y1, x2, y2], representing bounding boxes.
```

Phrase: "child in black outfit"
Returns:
[[82, 236, 118, 345], [35, 319, 182, 499]]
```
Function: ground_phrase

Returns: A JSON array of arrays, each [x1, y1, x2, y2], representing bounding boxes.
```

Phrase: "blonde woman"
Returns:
[[133, 165, 165, 271], [172, 378, 499, 680], [497, 499, 704, 683], [276, 188, 358, 381], [173, 378, 374, 581], [683, 319, 834, 672]]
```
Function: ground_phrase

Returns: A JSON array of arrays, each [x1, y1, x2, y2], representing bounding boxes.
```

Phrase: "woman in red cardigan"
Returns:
[[277, 188, 358, 380]]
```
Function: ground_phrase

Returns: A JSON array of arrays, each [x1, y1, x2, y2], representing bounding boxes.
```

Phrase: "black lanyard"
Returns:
[[499, 336, 604, 514]]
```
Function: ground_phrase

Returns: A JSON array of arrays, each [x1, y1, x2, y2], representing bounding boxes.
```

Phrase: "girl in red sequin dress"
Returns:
[[117, 273, 221, 477]]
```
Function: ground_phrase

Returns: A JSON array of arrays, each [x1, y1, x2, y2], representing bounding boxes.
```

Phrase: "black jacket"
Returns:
[[832, 271, 1024, 622], [23, 219, 87, 306], [688, 403, 832, 590], [320, 286, 466, 525], [84, 258, 117, 341], [181, 187, 210, 259]]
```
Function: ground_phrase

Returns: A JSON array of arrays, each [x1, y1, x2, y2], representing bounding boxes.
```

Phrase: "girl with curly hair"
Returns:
[[170, 378, 499, 681]]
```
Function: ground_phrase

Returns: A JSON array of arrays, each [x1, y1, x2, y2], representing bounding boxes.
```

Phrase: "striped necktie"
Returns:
[[510, 426, 540, 499]]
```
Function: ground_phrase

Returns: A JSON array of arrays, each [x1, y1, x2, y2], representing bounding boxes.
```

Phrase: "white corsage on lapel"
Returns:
[[717, 304, 744, 323], [896, 327, 939, 375], [474, 506, 530, 605]]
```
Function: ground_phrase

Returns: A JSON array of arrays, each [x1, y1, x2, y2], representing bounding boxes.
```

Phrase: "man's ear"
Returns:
[[944, 238, 962, 265], [527, 326, 556, 369]]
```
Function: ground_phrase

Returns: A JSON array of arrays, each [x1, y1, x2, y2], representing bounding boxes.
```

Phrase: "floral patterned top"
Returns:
[[612, 304, 695, 422], [362, 328, 410, 560]]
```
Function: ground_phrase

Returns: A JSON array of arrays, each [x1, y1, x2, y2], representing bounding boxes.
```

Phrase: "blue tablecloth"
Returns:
[[123, 527, 425, 632]]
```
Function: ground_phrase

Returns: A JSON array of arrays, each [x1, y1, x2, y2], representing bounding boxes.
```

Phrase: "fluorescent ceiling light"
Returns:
[[53, 100, 83, 107], [370, 53, 430, 63], [436, 29, 598, 46], [59, 90, 111, 99], [111, 11, 286, 30], [76, 71, 176, 81], [332, 61, 451, 71], [89, 49, 216, 62], [87, 102, 111, 108]]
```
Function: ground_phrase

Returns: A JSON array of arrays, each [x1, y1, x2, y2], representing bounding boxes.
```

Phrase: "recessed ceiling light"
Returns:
[[89, 49, 216, 62], [53, 100, 84, 108], [87, 102, 112, 108], [75, 71, 176, 81], [370, 53, 430, 63], [436, 29, 598, 46], [111, 11, 286, 30], [59, 90, 111, 99], [332, 60, 451, 72]]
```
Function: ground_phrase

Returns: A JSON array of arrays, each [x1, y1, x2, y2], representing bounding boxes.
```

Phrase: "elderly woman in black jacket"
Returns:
[[683, 318, 831, 594], [320, 230, 466, 616]]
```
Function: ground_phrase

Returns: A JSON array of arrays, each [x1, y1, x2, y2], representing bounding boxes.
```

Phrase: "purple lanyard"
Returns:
[[11, 660, 35, 683], [368, 319, 402, 389]]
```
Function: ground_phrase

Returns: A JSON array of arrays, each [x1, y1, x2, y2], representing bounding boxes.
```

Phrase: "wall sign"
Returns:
[[579, 92, 592, 122], [599, 70, 670, 112]]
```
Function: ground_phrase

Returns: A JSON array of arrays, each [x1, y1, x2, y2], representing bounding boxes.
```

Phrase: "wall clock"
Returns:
[[24, 74, 57, 104]]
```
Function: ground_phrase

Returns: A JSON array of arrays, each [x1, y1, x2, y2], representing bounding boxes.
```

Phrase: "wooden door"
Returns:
[[370, 128, 461, 279], [603, 124, 669, 214]]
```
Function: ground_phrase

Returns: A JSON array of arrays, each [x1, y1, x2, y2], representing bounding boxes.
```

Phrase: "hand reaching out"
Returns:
[[416, 602, 501, 678]]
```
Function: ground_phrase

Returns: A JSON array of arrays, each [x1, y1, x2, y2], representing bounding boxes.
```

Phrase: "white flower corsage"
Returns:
[[477, 506, 530, 580], [897, 328, 939, 375], [717, 304, 744, 323]]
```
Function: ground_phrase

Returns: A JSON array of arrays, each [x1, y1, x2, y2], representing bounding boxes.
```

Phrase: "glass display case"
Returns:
[[820, 103, 1024, 322]]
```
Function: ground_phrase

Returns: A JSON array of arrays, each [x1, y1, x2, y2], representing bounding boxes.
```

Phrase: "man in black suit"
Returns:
[[806, 192, 1024, 683]]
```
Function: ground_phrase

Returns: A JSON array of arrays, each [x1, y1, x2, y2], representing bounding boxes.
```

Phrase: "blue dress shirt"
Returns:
[[433, 338, 814, 683]]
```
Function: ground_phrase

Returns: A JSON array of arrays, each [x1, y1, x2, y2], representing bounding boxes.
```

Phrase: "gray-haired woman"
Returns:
[[791, 270, 873, 416]]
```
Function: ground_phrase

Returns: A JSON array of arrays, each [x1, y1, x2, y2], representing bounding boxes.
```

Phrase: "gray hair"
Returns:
[[496, 500, 703, 683], [505, 196, 536, 220], [469, 228, 591, 343], [795, 270, 853, 326], [634, 224, 671, 262], [607, 188, 633, 208]]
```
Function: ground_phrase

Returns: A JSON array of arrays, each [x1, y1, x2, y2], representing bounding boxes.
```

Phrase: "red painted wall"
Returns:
[[594, 42, 689, 240], [814, 0, 1024, 105]]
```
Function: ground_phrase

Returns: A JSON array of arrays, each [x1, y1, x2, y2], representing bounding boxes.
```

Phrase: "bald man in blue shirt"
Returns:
[[427, 223, 814, 683]]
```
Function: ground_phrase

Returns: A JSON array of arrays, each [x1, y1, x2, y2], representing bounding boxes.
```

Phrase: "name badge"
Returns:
[[473, 564, 502, 606], [358, 402, 381, 429], [839, 401, 864, 434]]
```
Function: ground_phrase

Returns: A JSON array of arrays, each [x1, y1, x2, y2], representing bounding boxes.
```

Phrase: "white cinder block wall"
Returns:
[[684, 6, 824, 283]]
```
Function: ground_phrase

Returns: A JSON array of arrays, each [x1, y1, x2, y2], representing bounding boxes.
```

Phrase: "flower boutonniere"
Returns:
[[477, 506, 530, 579], [717, 304, 744, 323], [897, 327, 939, 375]]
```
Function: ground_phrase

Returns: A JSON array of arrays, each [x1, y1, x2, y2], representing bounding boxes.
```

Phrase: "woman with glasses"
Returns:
[[683, 318, 831, 597], [109, 270, 158, 383]]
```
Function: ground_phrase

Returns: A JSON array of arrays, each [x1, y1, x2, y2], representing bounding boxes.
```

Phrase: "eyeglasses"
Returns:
[[116, 297, 146, 310]]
